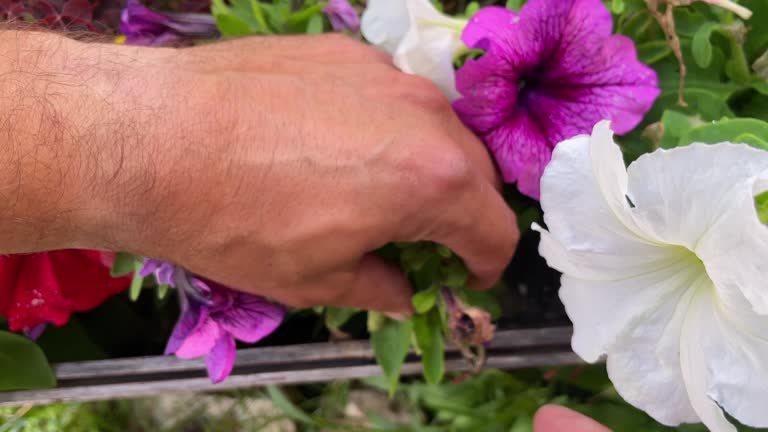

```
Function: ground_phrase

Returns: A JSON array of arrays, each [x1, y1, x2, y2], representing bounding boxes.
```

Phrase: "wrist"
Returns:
[[0, 32, 175, 253]]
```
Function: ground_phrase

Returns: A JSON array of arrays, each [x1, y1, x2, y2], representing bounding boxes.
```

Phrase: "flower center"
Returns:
[[517, 70, 542, 106]]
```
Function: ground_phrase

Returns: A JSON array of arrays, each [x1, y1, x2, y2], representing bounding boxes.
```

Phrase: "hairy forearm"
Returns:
[[0, 30, 174, 254]]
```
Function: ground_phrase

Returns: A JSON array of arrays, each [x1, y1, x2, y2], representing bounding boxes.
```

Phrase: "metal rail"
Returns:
[[0, 326, 579, 406]]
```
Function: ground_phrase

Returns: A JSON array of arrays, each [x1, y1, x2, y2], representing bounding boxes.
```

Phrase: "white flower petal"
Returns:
[[361, 0, 465, 100], [606, 277, 700, 427], [360, 0, 410, 53], [625, 143, 768, 313], [680, 276, 768, 429], [537, 122, 679, 281], [679, 284, 738, 432], [561, 252, 697, 364]]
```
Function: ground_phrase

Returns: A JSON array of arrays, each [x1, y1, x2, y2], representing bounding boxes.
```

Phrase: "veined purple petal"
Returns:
[[461, 6, 518, 49], [483, 111, 551, 198], [206, 335, 236, 384], [165, 300, 205, 355], [120, 0, 218, 46], [454, 0, 659, 200], [213, 292, 284, 344], [174, 308, 221, 358], [139, 258, 176, 286], [324, 0, 360, 32]]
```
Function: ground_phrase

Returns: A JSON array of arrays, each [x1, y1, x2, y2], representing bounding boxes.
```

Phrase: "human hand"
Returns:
[[1, 33, 518, 313], [534, 405, 611, 432]]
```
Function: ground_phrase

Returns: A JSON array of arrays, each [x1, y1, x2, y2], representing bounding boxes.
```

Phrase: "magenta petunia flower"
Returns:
[[453, 0, 660, 199], [142, 261, 284, 383], [120, 0, 219, 46], [323, 0, 359, 32]]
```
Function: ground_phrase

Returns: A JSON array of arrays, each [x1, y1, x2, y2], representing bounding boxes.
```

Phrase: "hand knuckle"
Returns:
[[398, 75, 450, 111]]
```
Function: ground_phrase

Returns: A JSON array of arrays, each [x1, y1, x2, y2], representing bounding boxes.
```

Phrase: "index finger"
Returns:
[[432, 172, 520, 290]]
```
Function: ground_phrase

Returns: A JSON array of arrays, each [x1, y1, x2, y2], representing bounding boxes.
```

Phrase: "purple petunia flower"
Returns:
[[139, 258, 175, 285], [142, 261, 284, 383], [453, 0, 660, 199], [23, 322, 48, 341], [120, 0, 219, 46], [323, 0, 360, 32]]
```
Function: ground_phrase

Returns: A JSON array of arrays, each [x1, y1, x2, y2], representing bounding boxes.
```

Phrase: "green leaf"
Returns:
[[440, 260, 468, 289], [505, 0, 524, 11], [636, 40, 672, 65], [249, 0, 272, 33], [412, 310, 445, 385], [436, 245, 452, 258], [756, 191, 768, 224], [692, 23, 717, 68], [111, 252, 137, 278], [371, 319, 412, 396], [742, 0, 768, 61], [157, 283, 169, 300], [215, 13, 253, 36], [412, 288, 438, 314], [367, 311, 386, 333], [266, 385, 313, 424], [659, 110, 700, 149], [752, 78, 768, 95], [459, 288, 502, 320], [305, 13, 323, 34], [324, 307, 358, 330], [0, 331, 55, 390], [681, 117, 768, 150], [510, 416, 534, 432], [610, 0, 625, 14], [129, 270, 144, 301], [286, 3, 324, 27], [465, 2, 480, 17]]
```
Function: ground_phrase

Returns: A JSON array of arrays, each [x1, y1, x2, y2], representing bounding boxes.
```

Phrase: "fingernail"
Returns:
[[385, 312, 411, 321]]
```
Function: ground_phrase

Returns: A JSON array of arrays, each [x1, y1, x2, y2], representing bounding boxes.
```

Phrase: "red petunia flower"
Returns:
[[0, 250, 130, 332]]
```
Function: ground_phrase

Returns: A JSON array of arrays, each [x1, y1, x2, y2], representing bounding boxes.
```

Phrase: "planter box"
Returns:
[[0, 326, 578, 406]]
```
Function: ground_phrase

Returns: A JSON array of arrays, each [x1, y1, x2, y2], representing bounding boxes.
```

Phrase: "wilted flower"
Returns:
[[361, 0, 467, 100], [323, 0, 359, 32], [120, 0, 219, 46], [453, 0, 659, 199], [443, 288, 494, 346], [535, 121, 768, 432], [142, 261, 284, 383]]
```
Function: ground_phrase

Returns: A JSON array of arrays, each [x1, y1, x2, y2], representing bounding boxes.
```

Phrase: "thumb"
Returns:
[[533, 405, 611, 432]]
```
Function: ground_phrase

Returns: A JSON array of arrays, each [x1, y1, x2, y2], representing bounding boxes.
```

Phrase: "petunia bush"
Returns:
[[1, 0, 767, 431]]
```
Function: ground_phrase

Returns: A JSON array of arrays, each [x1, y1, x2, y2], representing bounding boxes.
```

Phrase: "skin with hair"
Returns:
[[0, 31, 519, 314]]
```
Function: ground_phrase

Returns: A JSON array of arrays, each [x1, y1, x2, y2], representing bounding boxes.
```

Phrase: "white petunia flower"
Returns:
[[534, 120, 768, 432], [361, 0, 466, 100]]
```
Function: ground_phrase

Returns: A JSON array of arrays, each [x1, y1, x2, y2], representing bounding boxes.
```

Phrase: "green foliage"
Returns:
[[411, 287, 438, 314], [266, 385, 314, 424], [110, 252, 139, 277], [324, 307, 359, 330], [212, 0, 329, 36], [756, 191, 768, 224], [505, 0, 525, 11], [371, 318, 413, 396], [0, 331, 55, 391], [692, 23, 717, 68], [680, 117, 768, 149], [412, 310, 444, 385]]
